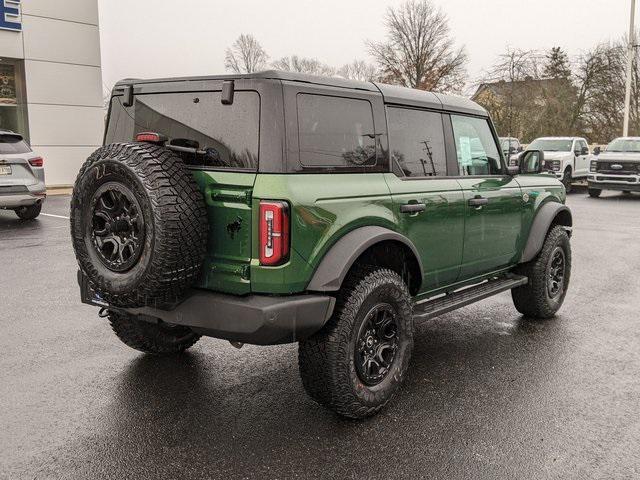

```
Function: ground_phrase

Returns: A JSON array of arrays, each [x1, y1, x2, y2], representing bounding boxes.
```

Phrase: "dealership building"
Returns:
[[0, 0, 103, 186]]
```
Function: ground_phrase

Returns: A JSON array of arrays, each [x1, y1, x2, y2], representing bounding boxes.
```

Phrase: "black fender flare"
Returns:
[[520, 202, 572, 263], [306, 226, 423, 292]]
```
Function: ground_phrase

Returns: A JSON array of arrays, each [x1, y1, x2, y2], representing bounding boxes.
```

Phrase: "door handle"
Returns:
[[400, 203, 426, 214], [468, 196, 489, 208]]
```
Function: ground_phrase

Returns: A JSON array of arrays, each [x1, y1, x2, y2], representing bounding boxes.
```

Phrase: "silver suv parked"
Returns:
[[0, 130, 46, 220]]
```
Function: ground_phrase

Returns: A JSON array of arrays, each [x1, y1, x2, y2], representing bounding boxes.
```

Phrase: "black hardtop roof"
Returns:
[[115, 70, 486, 116]]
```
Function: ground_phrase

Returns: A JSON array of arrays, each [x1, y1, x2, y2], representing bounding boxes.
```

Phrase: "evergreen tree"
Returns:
[[543, 47, 572, 79]]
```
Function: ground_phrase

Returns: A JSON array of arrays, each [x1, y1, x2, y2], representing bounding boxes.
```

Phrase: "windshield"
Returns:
[[528, 139, 572, 152], [605, 138, 640, 153]]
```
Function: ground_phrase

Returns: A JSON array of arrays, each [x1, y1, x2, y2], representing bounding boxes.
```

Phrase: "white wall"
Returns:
[[0, 0, 104, 187]]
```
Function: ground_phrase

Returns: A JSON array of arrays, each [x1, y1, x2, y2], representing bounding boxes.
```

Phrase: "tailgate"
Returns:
[[192, 170, 256, 295]]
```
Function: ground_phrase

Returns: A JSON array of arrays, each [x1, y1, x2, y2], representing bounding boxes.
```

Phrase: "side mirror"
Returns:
[[518, 145, 524, 152], [581, 146, 589, 155], [593, 146, 601, 155], [519, 150, 545, 174]]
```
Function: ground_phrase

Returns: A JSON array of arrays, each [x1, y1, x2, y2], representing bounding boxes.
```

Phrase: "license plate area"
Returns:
[[0, 165, 11, 175], [77, 270, 108, 307]]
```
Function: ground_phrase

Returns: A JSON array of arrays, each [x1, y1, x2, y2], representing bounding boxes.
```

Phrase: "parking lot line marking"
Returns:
[[41, 213, 70, 220]]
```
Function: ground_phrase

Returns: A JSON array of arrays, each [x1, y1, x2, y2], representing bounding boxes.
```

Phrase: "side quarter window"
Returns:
[[451, 115, 502, 176], [387, 107, 446, 177], [297, 94, 377, 168]]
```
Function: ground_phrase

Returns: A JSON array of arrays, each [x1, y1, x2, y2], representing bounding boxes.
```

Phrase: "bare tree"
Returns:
[[474, 49, 542, 140], [367, 0, 467, 93], [225, 34, 269, 74], [271, 56, 335, 76], [483, 48, 540, 84], [338, 60, 379, 82], [575, 38, 639, 142]]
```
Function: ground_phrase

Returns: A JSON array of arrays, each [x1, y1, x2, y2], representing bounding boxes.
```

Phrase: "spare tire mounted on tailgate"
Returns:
[[70, 142, 208, 308]]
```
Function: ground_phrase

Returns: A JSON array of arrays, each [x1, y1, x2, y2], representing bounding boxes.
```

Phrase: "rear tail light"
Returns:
[[259, 200, 290, 266], [135, 132, 167, 143], [29, 157, 44, 167]]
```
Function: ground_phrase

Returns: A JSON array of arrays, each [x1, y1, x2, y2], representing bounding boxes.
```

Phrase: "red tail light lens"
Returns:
[[135, 132, 167, 143], [259, 201, 290, 266], [29, 157, 44, 167]]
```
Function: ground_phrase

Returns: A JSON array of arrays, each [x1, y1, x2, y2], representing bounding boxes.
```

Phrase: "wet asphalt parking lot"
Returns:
[[1, 190, 639, 479]]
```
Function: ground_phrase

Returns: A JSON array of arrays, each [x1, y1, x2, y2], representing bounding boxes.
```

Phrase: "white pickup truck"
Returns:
[[527, 137, 592, 192], [588, 137, 640, 197]]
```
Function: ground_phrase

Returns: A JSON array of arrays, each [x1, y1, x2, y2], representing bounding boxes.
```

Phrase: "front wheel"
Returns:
[[298, 267, 413, 419], [109, 311, 201, 355], [588, 188, 602, 198], [511, 225, 571, 319], [15, 203, 41, 220], [562, 169, 573, 193]]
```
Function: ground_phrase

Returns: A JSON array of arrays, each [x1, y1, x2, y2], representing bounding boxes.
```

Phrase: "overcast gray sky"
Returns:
[[97, 0, 636, 94]]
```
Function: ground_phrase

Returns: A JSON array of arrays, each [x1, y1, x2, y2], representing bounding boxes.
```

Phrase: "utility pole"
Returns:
[[623, 0, 636, 136]]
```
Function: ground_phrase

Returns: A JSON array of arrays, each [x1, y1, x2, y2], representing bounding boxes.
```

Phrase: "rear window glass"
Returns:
[[297, 94, 376, 168], [0, 134, 31, 154], [106, 91, 260, 170]]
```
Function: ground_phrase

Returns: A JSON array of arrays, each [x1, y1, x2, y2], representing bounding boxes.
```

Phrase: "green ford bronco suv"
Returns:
[[71, 71, 572, 418]]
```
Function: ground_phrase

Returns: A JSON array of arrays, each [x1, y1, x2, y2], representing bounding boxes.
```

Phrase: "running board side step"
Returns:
[[413, 275, 528, 321]]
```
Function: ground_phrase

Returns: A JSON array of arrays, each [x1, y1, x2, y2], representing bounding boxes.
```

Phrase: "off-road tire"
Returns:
[[15, 203, 41, 220], [562, 168, 573, 193], [70, 143, 208, 308], [588, 188, 602, 198], [109, 311, 201, 354], [298, 267, 413, 419], [511, 225, 571, 319]]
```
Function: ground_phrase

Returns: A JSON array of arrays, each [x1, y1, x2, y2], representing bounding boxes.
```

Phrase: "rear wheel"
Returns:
[[512, 225, 571, 319], [588, 188, 602, 198], [298, 267, 413, 419], [109, 311, 201, 355], [14, 203, 41, 220]]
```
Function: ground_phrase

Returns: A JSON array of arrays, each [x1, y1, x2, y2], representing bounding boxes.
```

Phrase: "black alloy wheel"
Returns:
[[355, 303, 400, 386], [90, 182, 145, 272], [546, 247, 566, 299]]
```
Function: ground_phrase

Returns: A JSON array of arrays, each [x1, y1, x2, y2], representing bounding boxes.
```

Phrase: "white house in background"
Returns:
[[0, 0, 103, 187]]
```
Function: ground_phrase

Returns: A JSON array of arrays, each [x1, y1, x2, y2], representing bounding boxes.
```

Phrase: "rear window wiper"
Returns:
[[166, 144, 230, 167]]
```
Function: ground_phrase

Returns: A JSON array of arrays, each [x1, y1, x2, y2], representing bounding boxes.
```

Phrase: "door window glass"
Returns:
[[578, 140, 588, 154], [297, 94, 376, 168], [387, 107, 446, 177], [451, 115, 502, 176]]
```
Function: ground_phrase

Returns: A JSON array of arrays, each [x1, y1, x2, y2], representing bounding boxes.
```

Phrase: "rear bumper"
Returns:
[[588, 174, 640, 192], [0, 187, 46, 208], [79, 272, 335, 345]]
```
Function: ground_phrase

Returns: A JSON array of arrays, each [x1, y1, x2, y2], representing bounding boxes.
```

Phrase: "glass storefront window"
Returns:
[[0, 58, 28, 141]]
